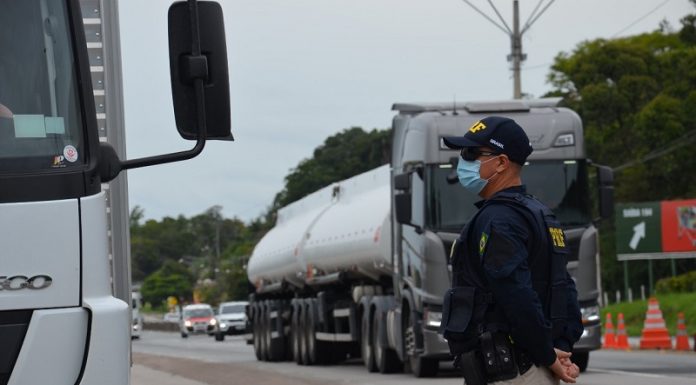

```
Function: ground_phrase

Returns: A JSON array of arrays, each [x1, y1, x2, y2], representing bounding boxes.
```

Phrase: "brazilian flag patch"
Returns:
[[479, 232, 489, 257]]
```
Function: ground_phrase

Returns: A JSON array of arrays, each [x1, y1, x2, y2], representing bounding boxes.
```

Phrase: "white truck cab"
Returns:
[[0, 1, 232, 384]]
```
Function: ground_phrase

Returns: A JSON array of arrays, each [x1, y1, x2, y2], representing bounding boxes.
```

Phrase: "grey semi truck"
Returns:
[[246, 98, 612, 376]]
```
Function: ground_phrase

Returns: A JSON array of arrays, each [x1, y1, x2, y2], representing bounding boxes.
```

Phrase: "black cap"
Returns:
[[443, 116, 533, 165]]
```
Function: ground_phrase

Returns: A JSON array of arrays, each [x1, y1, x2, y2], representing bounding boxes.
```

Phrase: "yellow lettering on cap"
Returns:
[[469, 121, 487, 133]]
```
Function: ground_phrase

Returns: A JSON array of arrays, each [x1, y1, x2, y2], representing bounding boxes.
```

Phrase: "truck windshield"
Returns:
[[426, 160, 592, 232], [0, 0, 85, 173]]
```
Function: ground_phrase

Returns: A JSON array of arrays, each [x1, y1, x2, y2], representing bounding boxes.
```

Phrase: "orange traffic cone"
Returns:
[[615, 313, 630, 350], [639, 297, 672, 350], [603, 312, 616, 349], [675, 312, 690, 351]]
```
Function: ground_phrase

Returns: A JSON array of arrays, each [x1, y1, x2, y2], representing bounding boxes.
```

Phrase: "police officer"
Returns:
[[440, 116, 582, 384]]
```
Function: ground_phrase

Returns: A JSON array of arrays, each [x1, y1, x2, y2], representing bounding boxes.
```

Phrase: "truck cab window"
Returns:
[[0, 0, 85, 173]]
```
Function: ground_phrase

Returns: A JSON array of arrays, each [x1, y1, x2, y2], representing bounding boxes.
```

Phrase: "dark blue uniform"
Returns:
[[446, 185, 583, 367]]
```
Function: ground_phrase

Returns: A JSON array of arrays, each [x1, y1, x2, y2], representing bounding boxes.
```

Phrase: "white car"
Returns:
[[131, 292, 143, 339], [213, 301, 248, 341], [180, 304, 217, 338]]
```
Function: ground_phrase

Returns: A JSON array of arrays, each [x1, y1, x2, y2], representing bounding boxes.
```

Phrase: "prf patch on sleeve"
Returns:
[[548, 227, 566, 248], [479, 232, 489, 257]]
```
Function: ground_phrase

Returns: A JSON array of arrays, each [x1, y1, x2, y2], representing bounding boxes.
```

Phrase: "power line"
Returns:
[[613, 127, 696, 172], [612, 0, 672, 38]]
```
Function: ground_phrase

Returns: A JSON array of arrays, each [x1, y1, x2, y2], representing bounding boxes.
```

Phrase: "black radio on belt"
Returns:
[[479, 331, 518, 382]]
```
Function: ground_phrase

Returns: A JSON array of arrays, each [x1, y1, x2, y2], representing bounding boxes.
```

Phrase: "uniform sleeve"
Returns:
[[553, 271, 583, 352], [480, 218, 557, 367]]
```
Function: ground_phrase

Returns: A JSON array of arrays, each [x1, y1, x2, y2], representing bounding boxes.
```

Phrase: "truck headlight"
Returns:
[[184, 320, 192, 327], [581, 305, 600, 324], [424, 309, 442, 328], [209, 318, 217, 326], [220, 322, 227, 329]]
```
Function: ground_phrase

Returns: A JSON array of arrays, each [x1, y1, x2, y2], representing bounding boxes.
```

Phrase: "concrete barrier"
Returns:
[[144, 321, 179, 332]]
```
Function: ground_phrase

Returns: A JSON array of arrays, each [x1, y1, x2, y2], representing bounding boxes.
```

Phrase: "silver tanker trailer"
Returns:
[[245, 98, 614, 377]]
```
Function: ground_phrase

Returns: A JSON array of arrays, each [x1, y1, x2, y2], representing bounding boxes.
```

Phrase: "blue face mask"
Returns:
[[456, 156, 499, 195]]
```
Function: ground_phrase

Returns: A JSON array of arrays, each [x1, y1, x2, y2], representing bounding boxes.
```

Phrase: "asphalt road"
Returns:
[[132, 331, 696, 385]]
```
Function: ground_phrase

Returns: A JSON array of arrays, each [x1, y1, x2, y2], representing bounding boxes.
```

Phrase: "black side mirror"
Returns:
[[395, 193, 412, 225], [169, 1, 232, 141], [596, 165, 614, 220], [100, 1, 234, 183]]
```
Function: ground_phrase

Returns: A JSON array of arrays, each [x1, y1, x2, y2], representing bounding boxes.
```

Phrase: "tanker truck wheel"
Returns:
[[372, 309, 401, 373], [361, 308, 377, 372], [291, 301, 304, 365], [252, 303, 264, 361], [298, 301, 310, 365], [404, 310, 438, 377], [267, 300, 286, 361], [305, 298, 331, 365], [260, 301, 270, 361]]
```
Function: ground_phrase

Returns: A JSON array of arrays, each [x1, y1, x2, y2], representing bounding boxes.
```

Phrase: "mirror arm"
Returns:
[[104, 0, 209, 178]]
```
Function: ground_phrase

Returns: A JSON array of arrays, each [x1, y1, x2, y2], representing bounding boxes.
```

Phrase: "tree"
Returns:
[[546, 7, 696, 294], [140, 260, 195, 308], [273, 127, 391, 208]]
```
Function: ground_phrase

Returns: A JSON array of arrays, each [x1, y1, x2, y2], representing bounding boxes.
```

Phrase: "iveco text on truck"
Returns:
[[0, 1, 232, 384], [246, 98, 613, 377]]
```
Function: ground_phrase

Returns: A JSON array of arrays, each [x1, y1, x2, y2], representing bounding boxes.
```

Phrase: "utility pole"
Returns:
[[510, 0, 524, 99], [461, 0, 556, 99]]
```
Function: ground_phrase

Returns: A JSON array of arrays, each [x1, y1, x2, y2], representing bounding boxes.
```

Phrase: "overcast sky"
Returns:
[[118, 0, 694, 222]]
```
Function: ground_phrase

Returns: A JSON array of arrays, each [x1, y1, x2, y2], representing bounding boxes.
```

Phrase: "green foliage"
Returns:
[[656, 270, 696, 294], [601, 292, 696, 336], [546, 9, 696, 295], [140, 260, 195, 307], [273, 127, 391, 208]]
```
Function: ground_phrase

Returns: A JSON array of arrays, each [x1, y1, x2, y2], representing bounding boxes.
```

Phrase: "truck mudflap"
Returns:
[[7, 308, 87, 385]]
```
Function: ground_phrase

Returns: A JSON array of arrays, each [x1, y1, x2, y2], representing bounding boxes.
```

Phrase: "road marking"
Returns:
[[588, 368, 696, 381]]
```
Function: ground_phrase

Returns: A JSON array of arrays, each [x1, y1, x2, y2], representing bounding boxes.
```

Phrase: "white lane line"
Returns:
[[588, 368, 696, 381]]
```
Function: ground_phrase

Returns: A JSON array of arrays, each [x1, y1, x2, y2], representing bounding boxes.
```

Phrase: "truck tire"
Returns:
[[252, 303, 264, 361], [372, 309, 401, 374], [571, 351, 589, 372], [298, 301, 310, 365], [291, 301, 303, 364], [181, 332, 188, 338], [267, 300, 285, 361], [361, 307, 377, 372], [260, 301, 270, 361], [304, 298, 331, 365], [404, 311, 438, 377], [215, 332, 225, 342]]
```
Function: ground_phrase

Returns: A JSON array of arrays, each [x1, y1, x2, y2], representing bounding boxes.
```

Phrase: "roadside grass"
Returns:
[[600, 292, 696, 337]]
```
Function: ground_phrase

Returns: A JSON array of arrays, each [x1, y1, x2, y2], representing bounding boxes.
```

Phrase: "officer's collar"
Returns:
[[475, 185, 526, 208]]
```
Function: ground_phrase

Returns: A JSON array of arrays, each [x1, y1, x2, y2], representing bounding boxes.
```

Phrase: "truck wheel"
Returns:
[[292, 302, 303, 365], [252, 303, 264, 360], [404, 311, 438, 377], [299, 301, 311, 365], [215, 332, 225, 342], [571, 351, 589, 372], [305, 298, 330, 365], [362, 309, 377, 372], [181, 332, 188, 338], [267, 300, 285, 361], [372, 310, 401, 374]]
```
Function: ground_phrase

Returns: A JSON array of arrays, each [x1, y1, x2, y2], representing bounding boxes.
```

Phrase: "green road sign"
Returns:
[[615, 202, 662, 255]]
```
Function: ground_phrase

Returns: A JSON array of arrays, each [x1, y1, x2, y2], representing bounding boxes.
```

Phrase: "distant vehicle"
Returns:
[[213, 301, 248, 341], [131, 292, 143, 339], [180, 304, 217, 338], [163, 311, 181, 323]]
